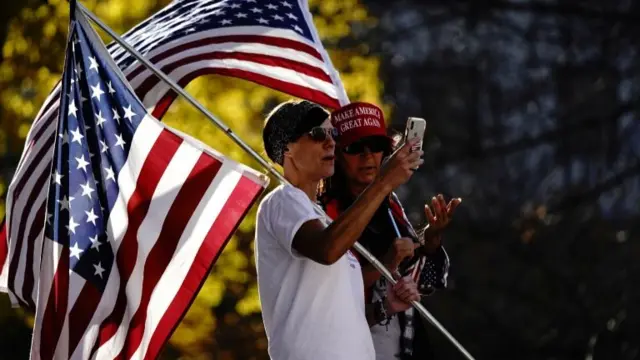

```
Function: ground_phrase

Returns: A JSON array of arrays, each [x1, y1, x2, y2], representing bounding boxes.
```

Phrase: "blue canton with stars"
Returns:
[[45, 9, 148, 291], [108, 0, 316, 70]]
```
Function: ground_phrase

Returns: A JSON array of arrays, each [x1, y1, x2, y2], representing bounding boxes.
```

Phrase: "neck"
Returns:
[[284, 167, 319, 202]]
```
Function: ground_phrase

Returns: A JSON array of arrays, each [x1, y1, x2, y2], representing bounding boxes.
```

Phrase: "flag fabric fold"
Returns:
[[26, 4, 268, 359], [1, 0, 345, 310]]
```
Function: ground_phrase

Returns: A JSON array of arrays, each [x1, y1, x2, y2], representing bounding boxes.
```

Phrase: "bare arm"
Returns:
[[293, 178, 394, 265], [293, 140, 422, 265]]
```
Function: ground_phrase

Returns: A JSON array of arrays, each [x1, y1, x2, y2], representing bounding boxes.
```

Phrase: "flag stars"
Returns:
[[281, 1, 293, 8], [90, 83, 105, 102], [89, 234, 102, 251], [75, 62, 83, 76], [220, 19, 232, 25], [58, 195, 74, 212], [53, 170, 63, 185], [59, 132, 69, 145], [235, 12, 247, 19], [93, 262, 105, 278], [75, 154, 90, 172], [69, 242, 83, 259], [88, 56, 99, 72], [123, 105, 137, 122], [68, 91, 88, 105], [272, 14, 284, 21], [47, 213, 53, 225], [104, 166, 116, 182], [67, 216, 80, 235], [100, 140, 109, 154], [258, 17, 269, 24], [85, 208, 99, 226], [80, 181, 95, 200], [293, 25, 303, 33], [250, 7, 262, 13], [286, 13, 298, 21], [68, 100, 78, 117], [230, 3, 240, 8], [107, 81, 116, 95], [112, 107, 121, 123], [114, 133, 126, 149], [95, 110, 107, 128], [70, 127, 84, 144], [266, 3, 278, 10]]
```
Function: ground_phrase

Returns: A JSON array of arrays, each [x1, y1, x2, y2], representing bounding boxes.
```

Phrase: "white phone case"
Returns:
[[405, 117, 426, 152]]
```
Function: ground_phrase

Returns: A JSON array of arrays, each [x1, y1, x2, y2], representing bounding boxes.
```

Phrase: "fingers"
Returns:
[[447, 197, 462, 215], [424, 204, 436, 224], [395, 138, 419, 158], [437, 194, 448, 223], [389, 238, 416, 269], [393, 277, 421, 303], [394, 242, 415, 259], [431, 196, 444, 223], [380, 140, 423, 188]]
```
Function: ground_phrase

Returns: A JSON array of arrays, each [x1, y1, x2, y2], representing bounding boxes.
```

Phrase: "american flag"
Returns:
[[0, 0, 347, 309], [26, 4, 268, 359]]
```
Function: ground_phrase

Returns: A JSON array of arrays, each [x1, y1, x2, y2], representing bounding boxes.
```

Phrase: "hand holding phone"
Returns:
[[404, 117, 426, 153]]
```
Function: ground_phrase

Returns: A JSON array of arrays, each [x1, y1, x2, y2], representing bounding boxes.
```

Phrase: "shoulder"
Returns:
[[258, 184, 312, 215]]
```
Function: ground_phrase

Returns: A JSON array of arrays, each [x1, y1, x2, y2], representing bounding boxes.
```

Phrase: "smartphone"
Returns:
[[404, 117, 426, 152]]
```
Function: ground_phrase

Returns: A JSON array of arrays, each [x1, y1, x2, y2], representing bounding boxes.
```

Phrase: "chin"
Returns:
[[358, 174, 377, 185], [322, 168, 335, 178], [319, 165, 335, 179]]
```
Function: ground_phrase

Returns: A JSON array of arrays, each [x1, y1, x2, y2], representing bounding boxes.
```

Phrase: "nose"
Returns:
[[325, 133, 336, 148]]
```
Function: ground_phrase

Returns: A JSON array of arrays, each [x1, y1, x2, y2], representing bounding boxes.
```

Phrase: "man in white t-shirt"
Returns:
[[256, 100, 424, 360]]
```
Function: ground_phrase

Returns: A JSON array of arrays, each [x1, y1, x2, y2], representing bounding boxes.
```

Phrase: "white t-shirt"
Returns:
[[255, 184, 376, 360]]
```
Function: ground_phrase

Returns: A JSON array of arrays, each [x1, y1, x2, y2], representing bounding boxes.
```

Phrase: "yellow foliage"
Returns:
[[0, 0, 386, 357]]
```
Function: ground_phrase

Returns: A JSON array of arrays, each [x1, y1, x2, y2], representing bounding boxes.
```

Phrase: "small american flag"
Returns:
[[28, 4, 268, 359], [0, 0, 346, 310]]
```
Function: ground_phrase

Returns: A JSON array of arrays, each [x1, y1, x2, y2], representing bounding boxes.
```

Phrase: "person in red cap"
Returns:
[[320, 101, 462, 360]]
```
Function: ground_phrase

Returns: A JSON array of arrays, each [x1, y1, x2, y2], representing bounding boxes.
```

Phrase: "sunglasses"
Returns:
[[307, 127, 339, 142], [342, 137, 389, 155]]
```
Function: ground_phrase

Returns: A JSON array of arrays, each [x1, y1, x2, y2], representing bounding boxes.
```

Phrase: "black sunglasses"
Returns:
[[307, 127, 339, 142], [342, 137, 389, 155]]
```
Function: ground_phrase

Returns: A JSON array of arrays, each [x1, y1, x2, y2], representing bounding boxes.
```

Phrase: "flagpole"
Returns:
[[77, 4, 474, 360]]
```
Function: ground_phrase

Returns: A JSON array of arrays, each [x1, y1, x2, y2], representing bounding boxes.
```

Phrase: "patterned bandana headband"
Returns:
[[263, 100, 330, 165]]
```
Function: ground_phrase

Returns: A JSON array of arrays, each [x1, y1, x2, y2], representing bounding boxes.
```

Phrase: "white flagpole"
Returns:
[[76, 4, 475, 360]]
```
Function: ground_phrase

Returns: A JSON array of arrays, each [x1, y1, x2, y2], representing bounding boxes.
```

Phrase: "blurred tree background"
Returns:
[[1, 0, 639, 359]]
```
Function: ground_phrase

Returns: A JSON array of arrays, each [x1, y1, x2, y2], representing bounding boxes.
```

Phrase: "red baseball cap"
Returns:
[[330, 102, 391, 147]]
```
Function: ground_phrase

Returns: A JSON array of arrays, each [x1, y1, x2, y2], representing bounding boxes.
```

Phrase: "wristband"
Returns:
[[374, 297, 393, 325]]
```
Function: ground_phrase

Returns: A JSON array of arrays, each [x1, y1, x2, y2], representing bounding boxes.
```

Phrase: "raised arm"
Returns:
[[294, 140, 422, 265]]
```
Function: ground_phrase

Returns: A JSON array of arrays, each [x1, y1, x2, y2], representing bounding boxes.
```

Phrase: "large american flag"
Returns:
[[25, 4, 268, 359], [0, 0, 347, 309]]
